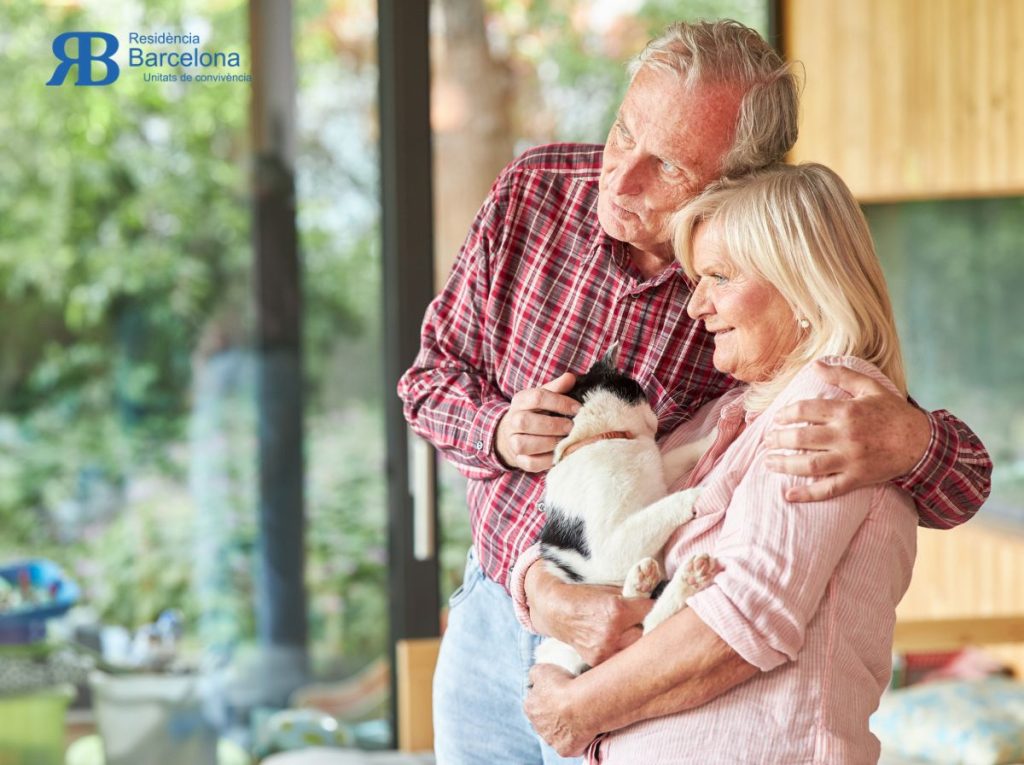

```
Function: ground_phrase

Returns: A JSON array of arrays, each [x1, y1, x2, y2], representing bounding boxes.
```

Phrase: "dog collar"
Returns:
[[559, 430, 634, 461]]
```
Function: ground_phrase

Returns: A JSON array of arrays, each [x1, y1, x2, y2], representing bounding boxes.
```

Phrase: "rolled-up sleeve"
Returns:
[[683, 358, 901, 672], [686, 461, 877, 671]]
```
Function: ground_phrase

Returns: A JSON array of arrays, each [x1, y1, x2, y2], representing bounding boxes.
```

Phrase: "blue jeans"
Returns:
[[433, 549, 583, 765]]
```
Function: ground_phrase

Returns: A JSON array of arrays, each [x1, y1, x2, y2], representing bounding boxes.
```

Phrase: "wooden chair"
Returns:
[[395, 638, 441, 753]]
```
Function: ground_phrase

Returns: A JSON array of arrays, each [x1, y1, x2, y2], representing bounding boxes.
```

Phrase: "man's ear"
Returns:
[[601, 341, 621, 369]]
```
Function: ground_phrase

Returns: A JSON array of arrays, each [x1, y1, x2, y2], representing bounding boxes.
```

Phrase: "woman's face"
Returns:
[[686, 220, 801, 382]]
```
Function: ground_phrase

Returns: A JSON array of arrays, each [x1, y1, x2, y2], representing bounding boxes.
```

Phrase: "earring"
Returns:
[[798, 318, 810, 329]]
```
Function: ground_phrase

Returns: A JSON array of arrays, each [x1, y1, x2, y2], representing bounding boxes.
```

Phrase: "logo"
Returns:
[[47, 31, 120, 86], [47, 30, 250, 86]]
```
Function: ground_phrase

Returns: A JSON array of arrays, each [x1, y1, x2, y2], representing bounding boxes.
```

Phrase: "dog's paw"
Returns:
[[623, 557, 662, 598], [534, 638, 589, 676], [681, 553, 721, 591], [672, 486, 703, 525]]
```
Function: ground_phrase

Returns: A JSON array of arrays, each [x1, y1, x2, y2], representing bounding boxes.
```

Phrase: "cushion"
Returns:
[[871, 678, 1024, 765]]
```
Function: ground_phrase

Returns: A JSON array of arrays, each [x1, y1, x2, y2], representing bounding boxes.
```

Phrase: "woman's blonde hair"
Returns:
[[674, 163, 906, 411]]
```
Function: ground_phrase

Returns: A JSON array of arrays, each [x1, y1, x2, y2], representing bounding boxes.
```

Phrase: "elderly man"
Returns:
[[398, 19, 990, 765]]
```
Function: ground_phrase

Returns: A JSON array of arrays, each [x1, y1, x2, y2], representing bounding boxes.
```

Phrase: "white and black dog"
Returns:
[[533, 345, 719, 675]]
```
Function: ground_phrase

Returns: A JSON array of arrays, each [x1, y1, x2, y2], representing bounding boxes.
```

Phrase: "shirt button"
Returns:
[[537, 501, 546, 512], [475, 439, 484, 451]]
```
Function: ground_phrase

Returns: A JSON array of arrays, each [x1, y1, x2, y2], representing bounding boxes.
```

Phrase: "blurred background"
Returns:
[[0, 0, 1021, 763]]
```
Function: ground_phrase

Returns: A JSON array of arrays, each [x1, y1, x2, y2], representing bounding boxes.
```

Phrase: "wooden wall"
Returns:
[[783, 0, 1024, 201], [897, 523, 1024, 676]]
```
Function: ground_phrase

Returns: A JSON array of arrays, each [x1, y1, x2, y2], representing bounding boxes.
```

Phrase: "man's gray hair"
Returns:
[[629, 19, 799, 177]]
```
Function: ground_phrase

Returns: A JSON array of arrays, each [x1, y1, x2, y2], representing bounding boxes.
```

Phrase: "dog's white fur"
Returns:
[[534, 386, 715, 675]]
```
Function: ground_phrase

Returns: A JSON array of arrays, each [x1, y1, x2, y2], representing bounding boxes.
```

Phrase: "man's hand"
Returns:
[[525, 561, 653, 667], [496, 373, 580, 472], [763, 360, 931, 502], [524, 664, 598, 757]]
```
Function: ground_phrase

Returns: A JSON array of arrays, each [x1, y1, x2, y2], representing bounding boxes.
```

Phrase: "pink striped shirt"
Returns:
[[599, 356, 918, 764]]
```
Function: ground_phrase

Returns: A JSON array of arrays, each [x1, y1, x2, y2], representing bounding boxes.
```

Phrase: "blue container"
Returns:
[[0, 559, 80, 644]]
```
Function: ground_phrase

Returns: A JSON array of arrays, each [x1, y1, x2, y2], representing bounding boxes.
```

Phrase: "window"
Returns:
[[866, 198, 1024, 522]]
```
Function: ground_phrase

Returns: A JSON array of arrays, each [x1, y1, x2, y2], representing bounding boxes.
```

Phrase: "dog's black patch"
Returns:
[[540, 554, 584, 583], [539, 510, 591, 561], [569, 358, 647, 408]]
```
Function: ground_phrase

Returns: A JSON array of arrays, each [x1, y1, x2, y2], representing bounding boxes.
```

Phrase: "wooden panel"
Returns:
[[894, 616, 1024, 653], [784, 0, 1024, 201], [897, 523, 1024, 675], [396, 637, 441, 752]]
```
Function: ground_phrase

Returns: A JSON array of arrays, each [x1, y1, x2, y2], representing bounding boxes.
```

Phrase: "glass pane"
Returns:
[[866, 198, 1024, 523], [0, 0, 389, 755], [429, 0, 770, 601], [296, 0, 391, 741]]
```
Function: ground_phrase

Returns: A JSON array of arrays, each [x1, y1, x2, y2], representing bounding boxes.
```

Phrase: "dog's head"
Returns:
[[554, 343, 658, 463]]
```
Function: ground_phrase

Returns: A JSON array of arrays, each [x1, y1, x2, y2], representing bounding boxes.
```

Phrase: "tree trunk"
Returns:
[[432, 0, 516, 288]]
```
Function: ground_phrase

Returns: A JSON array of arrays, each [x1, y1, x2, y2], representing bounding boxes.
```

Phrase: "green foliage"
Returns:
[[76, 477, 198, 630], [486, 0, 768, 144], [0, 0, 252, 553], [305, 408, 389, 670], [0, 0, 381, 670]]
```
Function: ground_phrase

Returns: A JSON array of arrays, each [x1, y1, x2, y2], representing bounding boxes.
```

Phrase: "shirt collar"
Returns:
[[717, 391, 760, 426], [587, 225, 686, 290]]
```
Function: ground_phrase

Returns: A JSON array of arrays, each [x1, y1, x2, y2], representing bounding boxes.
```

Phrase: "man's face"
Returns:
[[597, 65, 743, 260]]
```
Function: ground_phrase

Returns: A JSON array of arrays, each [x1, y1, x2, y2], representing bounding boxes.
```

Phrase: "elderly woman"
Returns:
[[520, 162, 918, 763]]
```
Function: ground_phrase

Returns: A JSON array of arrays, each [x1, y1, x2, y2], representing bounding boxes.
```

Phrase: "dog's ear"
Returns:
[[600, 341, 621, 369]]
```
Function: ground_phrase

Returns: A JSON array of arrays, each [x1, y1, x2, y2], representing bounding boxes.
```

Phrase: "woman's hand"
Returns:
[[524, 663, 600, 757]]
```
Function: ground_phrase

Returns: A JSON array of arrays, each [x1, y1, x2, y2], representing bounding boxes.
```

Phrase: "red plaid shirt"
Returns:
[[398, 144, 992, 591]]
